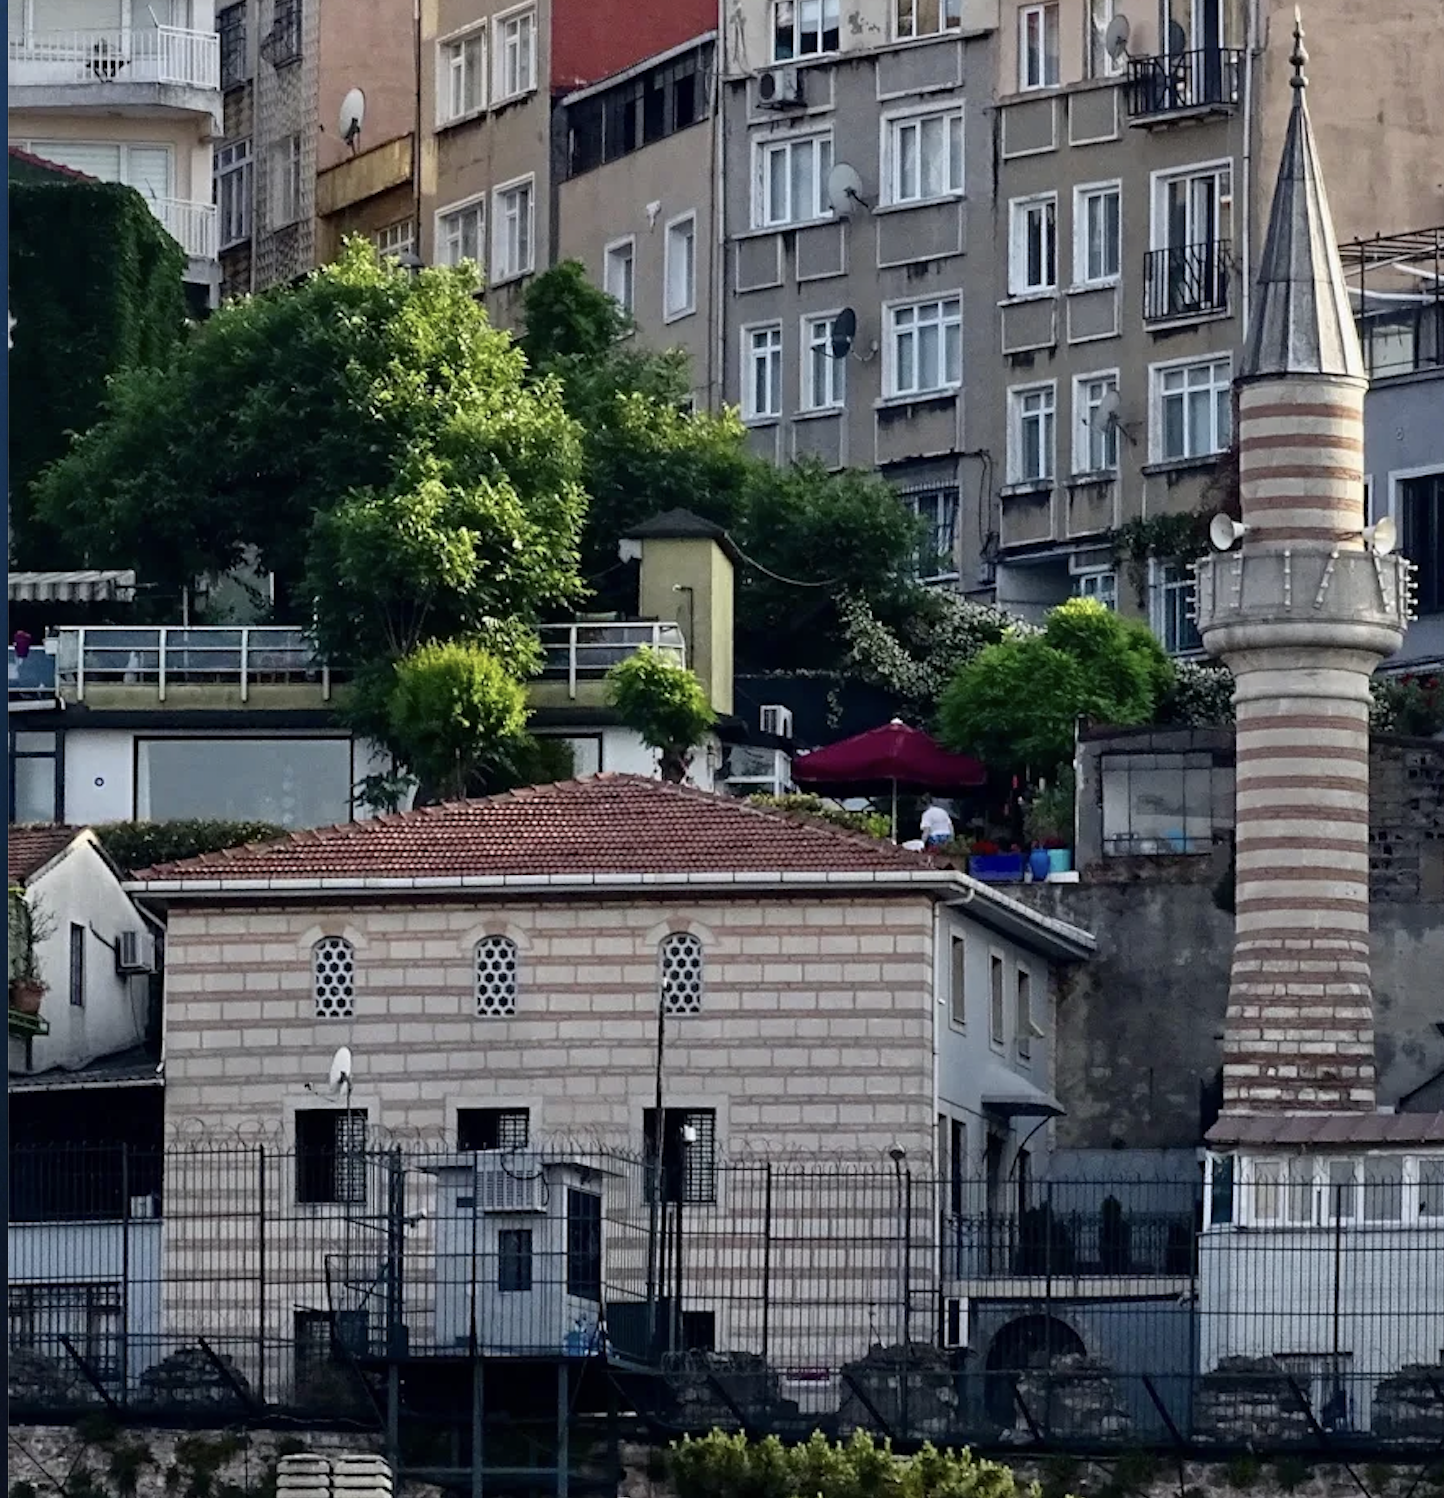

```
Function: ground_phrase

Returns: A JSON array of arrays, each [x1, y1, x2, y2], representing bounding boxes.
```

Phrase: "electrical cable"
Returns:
[[730, 543, 841, 589]]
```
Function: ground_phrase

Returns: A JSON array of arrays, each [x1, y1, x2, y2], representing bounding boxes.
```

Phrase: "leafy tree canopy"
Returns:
[[606, 647, 716, 782], [937, 597, 1174, 776], [521, 262, 923, 670]]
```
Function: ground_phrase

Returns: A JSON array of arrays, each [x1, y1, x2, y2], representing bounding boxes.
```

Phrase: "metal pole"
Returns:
[[121, 1146, 131, 1403], [760, 1164, 772, 1363], [257, 1146, 267, 1406], [646, 980, 666, 1356]]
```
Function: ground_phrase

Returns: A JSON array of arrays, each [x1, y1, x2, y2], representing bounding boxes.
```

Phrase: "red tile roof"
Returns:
[[132, 775, 936, 883], [9, 826, 83, 884], [8, 146, 100, 182], [1208, 1111, 1444, 1148]]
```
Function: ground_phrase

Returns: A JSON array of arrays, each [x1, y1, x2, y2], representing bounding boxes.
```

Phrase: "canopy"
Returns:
[[792, 718, 986, 791]]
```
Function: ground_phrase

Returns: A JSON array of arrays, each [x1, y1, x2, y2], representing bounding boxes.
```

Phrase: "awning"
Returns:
[[9, 570, 136, 603], [981, 1063, 1064, 1119]]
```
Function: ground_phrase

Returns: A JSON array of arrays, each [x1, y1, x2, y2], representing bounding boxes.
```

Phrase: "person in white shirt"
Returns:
[[919, 798, 955, 848]]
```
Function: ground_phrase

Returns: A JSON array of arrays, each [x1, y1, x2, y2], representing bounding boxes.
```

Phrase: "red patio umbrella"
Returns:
[[792, 718, 986, 840]]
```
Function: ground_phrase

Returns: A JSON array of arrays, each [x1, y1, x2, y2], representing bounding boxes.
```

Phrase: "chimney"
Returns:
[[623, 509, 737, 719], [1194, 14, 1411, 1116]]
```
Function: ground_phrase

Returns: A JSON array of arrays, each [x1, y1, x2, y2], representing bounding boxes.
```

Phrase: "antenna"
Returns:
[[328, 1044, 354, 1099], [339, 87, 366, 152], [1209, 513, 1250, 552], [830, 307, 858, 359], [1104, 12, 1131, 62], [826, 162, 869, 218], [1363, 516, 1397, 555]]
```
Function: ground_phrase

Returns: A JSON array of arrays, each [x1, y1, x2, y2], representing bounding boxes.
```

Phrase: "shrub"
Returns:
[[94, 821, 287, 874], [606, 647, 716, 783], [746, 793, 889, 839]]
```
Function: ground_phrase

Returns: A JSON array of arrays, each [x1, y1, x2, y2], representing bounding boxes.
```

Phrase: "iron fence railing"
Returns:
[[1125, 48, 1243, 119], [7, 1145, 1444, 1452], [1143, 242, 1232, 322]]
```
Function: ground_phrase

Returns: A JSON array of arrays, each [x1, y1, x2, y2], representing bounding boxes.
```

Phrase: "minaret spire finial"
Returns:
[[1290, 7, 1308, 89]]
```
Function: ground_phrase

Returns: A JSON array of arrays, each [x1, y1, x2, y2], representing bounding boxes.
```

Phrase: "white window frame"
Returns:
[[883, 294, 963, 399], [373, 219, 415, 259], [663, 212, 697, 322], [1149, 159, 1233, 254], [894, 0, 963, 39], [770, 0, 840, 62], [1073, 369, 1120, 475], [436, 23, 486, 126], [1073, 180, 1121, 287], [902, 486, 960, 582], [270, 132, 303, 229], [491, 174, 535, 282], [800, 311, 846, 413], [435, 193, 486, 268], [1018, 1, 1060, 90], [1008, 381, 1057, 485], [1150, 353, 1232, 463], [752, 129, 834, 230], [214, 137, 252, 249], [1149, 558, 1203, 656], [742, 321, 784, 422], [1009, 193, 1057, 296], [491, 3, 537, 104], [603, 235, 636, 313], [881, 103, 964, 207], [1073, 568, 1118, 610]]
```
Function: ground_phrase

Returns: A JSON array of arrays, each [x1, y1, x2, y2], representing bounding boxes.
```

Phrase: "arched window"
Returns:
[[312, 936, 355, 1019], [474, 935, 519, 1017], [659, 932, 704, 1015]]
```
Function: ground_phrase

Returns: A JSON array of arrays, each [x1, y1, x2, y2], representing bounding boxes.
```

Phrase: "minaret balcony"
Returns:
[[1194, 548, 1413, 649], [1125, 48, 1244, 124]]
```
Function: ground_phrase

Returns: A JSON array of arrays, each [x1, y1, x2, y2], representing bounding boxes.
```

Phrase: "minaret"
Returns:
[[1195, 13, 1413, 1116]]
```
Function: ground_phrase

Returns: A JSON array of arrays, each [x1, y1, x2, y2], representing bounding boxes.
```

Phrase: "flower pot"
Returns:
[[1047, 848, 1073, 876], [9, 978, 44, 1016], [1027, 848, 1052, 882], [969, 852, 1025, 883]]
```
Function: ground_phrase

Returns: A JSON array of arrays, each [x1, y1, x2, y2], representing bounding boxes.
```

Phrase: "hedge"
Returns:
[[94, 821, 287, 876]]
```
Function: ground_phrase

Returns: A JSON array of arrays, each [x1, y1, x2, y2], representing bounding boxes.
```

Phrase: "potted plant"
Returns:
[[8, 886, 51, 1015], [1024, 770, 1075, 876], [968, 839, 1025, 883]]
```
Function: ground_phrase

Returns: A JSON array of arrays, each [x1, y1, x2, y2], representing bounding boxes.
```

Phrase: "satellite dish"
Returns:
[[830, 307, 858, 359], [1166, 18, 1188, 54], [328, 1045, 354, 1093], [1090, 386, 1122, 433], [1209, 513, 1249, 551], [827, 162, 868, 218], [1364, 515, 1398, 555], [1104, 12, 1131, 61], [339, 87, 366, 149]]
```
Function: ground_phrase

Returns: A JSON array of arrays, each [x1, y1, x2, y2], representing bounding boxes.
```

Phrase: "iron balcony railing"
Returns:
[[1125, 47, 1243, 120], [1144, 241, 1232, 322], [9, 26, 221, 91], [537, 621, 685, 699]]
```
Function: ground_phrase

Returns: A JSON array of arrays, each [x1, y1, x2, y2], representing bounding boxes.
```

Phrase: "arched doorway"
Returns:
[[983, 1314, 1086, 1429]]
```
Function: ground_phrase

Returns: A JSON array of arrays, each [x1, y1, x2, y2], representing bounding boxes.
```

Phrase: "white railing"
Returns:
[[537, 622, 686, 700], [9, 26, 221, 91], [54, 627, 331, 704], [153, 196, 218, 259]]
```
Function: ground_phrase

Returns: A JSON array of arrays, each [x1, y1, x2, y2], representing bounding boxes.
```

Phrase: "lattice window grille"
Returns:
[[313, 937, 355, 1018], [475, 936, 519, 1016], [660, 932, 704, 1015]]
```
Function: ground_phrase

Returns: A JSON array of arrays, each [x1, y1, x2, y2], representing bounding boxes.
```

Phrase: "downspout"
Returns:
[[710, 23, 727, 409], [413, 0, 423, 252], [1239, 0, 1259, 331]]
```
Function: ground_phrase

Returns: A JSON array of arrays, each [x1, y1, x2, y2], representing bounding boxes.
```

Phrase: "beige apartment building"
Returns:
[[976, 0, 1444, 640]]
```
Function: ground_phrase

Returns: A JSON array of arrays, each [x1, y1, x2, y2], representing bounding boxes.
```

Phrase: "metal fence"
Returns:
[[8, 1144, 1444, 1453]]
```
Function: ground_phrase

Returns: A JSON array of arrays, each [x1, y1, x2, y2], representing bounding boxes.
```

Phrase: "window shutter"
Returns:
[[124, 147, 172, 202], [28, 141, 122, 179]]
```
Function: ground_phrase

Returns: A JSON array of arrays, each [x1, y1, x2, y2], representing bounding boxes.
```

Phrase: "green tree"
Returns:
[[937, 598, 1173, 776], [386, 641, 530, 803], [34, 240, 586, 626], [606, 647, 716, 783]]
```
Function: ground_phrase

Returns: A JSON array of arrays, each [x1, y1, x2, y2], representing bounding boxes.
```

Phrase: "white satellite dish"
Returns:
[[1363, 515, 1397, 555], [1209, 513, 1249, 551], [827, 162, 869, 218], [328, 1045, 354, 1094], [1089, 386, 1122, 433], [339, 87, 366, 150], [1104, 12, 1131, 62]]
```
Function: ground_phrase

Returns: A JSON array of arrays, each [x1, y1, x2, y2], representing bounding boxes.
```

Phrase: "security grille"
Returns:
[[660, 932, 703, 1015], [312, 937, 355, 1019], [474, 936, 518, 1017]]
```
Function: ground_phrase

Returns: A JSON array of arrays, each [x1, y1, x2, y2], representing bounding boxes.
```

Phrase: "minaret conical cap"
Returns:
[[1240, 10, 1364, 381]]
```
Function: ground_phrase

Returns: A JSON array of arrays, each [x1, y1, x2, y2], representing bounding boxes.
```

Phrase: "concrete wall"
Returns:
[[315, 0, 415, 177], [21, 838, 154, 1075]]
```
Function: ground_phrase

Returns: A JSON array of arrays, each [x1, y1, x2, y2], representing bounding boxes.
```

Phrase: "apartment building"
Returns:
[[717, 0, 1001, 582], [977, 0, 1444, 643], [419, 0, 714, 331], [9, 0, 224, 306], [554, 35, 719, 408], [211, 0, 415, 299]]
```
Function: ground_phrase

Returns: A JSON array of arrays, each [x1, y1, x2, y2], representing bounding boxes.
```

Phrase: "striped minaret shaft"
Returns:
[[1195, 15, 1410, 1115]]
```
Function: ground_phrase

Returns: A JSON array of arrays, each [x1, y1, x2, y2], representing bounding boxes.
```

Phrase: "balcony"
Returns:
[[153, 196, 218, 260], [1125, 48, 1242, 123], [534, 622, 686, 708], [1143, 242, 1231, 323], [9, 26, 220, 116]]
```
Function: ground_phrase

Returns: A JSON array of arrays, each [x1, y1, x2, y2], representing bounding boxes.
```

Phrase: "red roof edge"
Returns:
[[9, 146, 101, 183]]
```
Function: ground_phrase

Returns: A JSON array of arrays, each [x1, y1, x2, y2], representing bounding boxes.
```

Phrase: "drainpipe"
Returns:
[[1239, 0, 1259, 330], [709, 27, 726, 408]]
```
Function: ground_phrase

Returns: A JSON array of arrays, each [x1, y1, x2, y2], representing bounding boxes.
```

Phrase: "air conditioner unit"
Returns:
[[475, 1164, 545, 1213], [759, 703, 794, 739], [940, 1294, 970, 1350], [756, 66, 804, 109], [116, 929, 156, 975]]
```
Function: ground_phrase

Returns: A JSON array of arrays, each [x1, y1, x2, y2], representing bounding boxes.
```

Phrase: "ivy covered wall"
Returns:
[[8, 175, 189, 565]]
